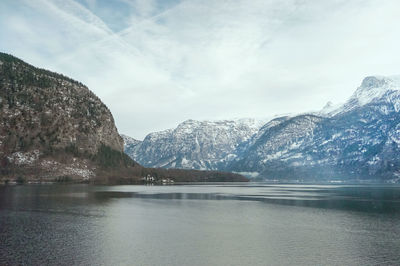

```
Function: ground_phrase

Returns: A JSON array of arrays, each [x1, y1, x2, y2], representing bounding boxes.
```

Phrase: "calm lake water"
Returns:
[[1, 183, 400, 266]]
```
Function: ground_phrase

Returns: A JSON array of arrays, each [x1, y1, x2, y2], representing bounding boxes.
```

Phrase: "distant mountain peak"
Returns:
[[318, 75, 400, 116], [357, 76, 398, 101], [360, 76, 390, 88], [323, 101, 334, 108], [121, 134, 141, 146], [318, 101, 338, 116]]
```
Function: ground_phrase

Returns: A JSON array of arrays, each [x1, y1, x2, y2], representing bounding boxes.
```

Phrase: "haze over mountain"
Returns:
[[124, 76, 400, 182]]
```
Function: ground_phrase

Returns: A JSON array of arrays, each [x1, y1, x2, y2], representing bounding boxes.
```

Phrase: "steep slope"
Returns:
[[126, 75, 400, 182], [0, 52, 133, 182], [230, 76, 400, 182], [121, 134, 142, 156], [124, 119, 263, 170], [230, 114, 324, 175]]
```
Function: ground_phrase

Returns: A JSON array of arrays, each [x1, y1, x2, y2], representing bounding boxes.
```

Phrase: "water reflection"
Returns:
[[91, 184, 400, 213], [1, 183, 400, 265]]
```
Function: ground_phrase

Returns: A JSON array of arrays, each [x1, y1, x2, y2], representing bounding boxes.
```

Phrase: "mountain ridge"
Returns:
[[124, 118, 266, 170], [124, 75, 400, 183]]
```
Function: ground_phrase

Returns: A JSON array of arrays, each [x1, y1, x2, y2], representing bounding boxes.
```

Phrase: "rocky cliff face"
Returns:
[[123, 119, 264, 170], [0, 53, 126, 181]]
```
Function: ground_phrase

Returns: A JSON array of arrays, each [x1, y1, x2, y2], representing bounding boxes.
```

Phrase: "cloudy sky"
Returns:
[[1, 0, 400, 139]]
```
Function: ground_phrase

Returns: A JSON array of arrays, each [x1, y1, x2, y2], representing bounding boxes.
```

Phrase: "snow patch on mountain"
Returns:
[[328, 76, 400, 115], [123, 118, 266, 170], [123, 75, 400, 182], [121, 134, 141, 148], [7, 150, 40, 165]]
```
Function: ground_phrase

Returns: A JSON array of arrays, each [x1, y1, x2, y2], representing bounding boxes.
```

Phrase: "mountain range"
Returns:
[[122, 118, 264, 170], [124, 75, 400, 183]]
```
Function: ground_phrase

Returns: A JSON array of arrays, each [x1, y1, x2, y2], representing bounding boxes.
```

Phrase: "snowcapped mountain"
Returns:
[[230, 75, 400, 181], [323, 76, 400, 116], [123, 118, 265, 170], [347, 75, 400, 107], [124, 75, 400, 182]]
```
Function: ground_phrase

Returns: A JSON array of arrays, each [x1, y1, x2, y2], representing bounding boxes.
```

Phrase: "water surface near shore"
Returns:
[[1, 183, 400, 265]]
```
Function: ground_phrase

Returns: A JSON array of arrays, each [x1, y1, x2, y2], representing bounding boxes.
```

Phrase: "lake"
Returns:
[[1, 183, 400, 265]]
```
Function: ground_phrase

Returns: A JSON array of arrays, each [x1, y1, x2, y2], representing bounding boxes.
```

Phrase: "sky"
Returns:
[[1, 0, 400, 139]]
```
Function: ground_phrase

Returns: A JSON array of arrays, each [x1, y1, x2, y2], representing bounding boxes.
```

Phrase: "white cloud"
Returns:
[[1, 0, 400, 139]]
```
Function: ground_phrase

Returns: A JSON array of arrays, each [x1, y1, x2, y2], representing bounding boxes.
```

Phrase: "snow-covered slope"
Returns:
[[230, 76, 400, 181], [124, 75, 400, 182], [323, 76, 400, 116], [121, 134, 142, 159], [349, 76, 400, 106], [123, 118, 264, 170]]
